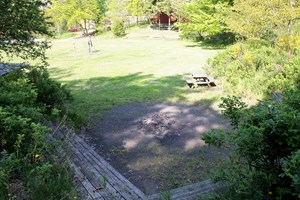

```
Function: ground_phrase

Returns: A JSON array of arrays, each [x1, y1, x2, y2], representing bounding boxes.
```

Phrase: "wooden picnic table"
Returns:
[[192, 72, 210, 82], [185, 72, 216, 88]]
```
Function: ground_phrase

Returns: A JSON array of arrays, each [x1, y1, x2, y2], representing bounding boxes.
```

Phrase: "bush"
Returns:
[[203, 92, 300, 199], [0, 66, 76, 199], [111, 20, 126, 37], [205, 41, 298, 98]]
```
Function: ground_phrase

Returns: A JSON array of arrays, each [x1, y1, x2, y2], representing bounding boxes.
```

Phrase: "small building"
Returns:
[[150, 13, 177, 24], [150, 12, 177, 30], [0, 63, 28, 76]]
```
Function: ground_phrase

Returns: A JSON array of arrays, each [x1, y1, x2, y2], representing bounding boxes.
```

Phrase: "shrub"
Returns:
[[111, 20, 126, 37], [205, 42, 298, 98], [203, 92, 300, 199], [0, 66, 76, 199]]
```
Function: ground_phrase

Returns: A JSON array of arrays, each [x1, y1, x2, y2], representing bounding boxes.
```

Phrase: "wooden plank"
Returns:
[[72, 138, 146, 200], [171, 185, 212, 199], [72, 135, 148, 200], [148, 180, 220, 200], [195, 81, 210, 85], [184, 77, 194, 84], [184, 77, 196, 88], [70, 161, 104, 200], [71, 143, 124, 199], [207, 76, 217, 87], [192, 72, 208, 78], [72, 143, 136, 200]]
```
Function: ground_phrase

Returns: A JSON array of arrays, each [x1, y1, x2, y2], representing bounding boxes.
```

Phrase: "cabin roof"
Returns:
[[0, 63, 28, 76]]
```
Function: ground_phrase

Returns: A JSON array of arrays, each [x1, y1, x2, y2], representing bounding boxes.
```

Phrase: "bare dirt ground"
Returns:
[[81, 102, 230, 195]]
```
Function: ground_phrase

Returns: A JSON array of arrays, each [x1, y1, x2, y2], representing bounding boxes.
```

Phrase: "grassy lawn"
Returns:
[[47, 27, 221, 119], [46, 27, 230, 194]]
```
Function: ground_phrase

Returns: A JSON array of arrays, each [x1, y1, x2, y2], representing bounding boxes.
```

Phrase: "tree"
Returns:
[[0, 1, 75, 198], [126, 0, 145, 24], [0, 0, 52, 62], [176, 0, 231, 38], [203, 92, 300, 199], [106, 0, 128, 21], [142, 0, 157, 20], [46, 0, 69, 35], [64, 0, 106, 35], [226, 0, 300, 40]]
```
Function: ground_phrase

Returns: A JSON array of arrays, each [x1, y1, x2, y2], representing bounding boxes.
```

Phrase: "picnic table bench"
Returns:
[[185, 72, 216, 88]]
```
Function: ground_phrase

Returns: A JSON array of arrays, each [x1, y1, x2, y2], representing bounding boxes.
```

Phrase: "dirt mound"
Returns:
[[138, 113, 180, 140]]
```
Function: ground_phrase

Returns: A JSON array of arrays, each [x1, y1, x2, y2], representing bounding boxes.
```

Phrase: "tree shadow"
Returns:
[[184, 33, 236, 50], [63, 72, 220, 119], [48, 67, 74, 80], [62, 72, 227, 194]]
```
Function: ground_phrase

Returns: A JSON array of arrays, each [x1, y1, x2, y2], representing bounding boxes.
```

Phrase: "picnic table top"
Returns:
[[192, 72, 208, 78]]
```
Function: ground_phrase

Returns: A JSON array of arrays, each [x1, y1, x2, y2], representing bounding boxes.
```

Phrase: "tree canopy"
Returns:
[[0, 0, 52, 62], [47, 0, 106, 35], [226, 0, 300, 40], [176, 0, 232, 38], [126, 0, 145, 23]]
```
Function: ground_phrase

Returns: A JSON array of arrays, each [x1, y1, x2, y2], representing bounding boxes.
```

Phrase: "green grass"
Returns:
[[47, 27, 221, 119]]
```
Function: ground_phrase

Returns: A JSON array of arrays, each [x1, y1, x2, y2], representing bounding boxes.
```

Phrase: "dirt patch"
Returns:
[[82, 102, 230, 195], [138, 113, 180, 140]]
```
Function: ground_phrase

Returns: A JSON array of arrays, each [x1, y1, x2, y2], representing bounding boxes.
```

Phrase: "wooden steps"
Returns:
[[148, 180, 223, 200], [68, 133, 223, 200], [69, 134, 148, 200]]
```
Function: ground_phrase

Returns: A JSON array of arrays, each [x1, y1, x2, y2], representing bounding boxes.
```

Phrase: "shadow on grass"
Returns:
[[55, 71, 228, 194], [184, 33, 236, 50], [48, 67, 74, 80], [185, 40, 229, 50], [62, 72, 220, 119]]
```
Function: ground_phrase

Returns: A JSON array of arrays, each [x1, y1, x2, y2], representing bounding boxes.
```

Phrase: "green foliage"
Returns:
[[1, 1, 77, 198], [46, 0, 69, 35], [0, 67, 75, 198], [26, 163, 76, 199], [283, 150, 300, 198], [47, 0, 106, 35], [112, 20, 126, 37], [106, 0, 128, 21], [176, 0, 232, 38], [0, 152, 19, 199], [205, 41, 299, 97], [0, 0, 51, 62], [202, 129, 226, 147], [27, 67, 72, 114], [126, 0, 145, 21], [219, 96, 247, 128], [226, 0, 300, 40], [206, 92, 300, 199]]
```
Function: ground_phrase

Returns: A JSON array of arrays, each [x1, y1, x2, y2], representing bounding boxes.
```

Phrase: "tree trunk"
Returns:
[[288, 0, 295, 32], [168, 16, 171, 31], [158, 16, 161, 30], [84, 19, 87, 35], [57, 24, 61, 35]]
